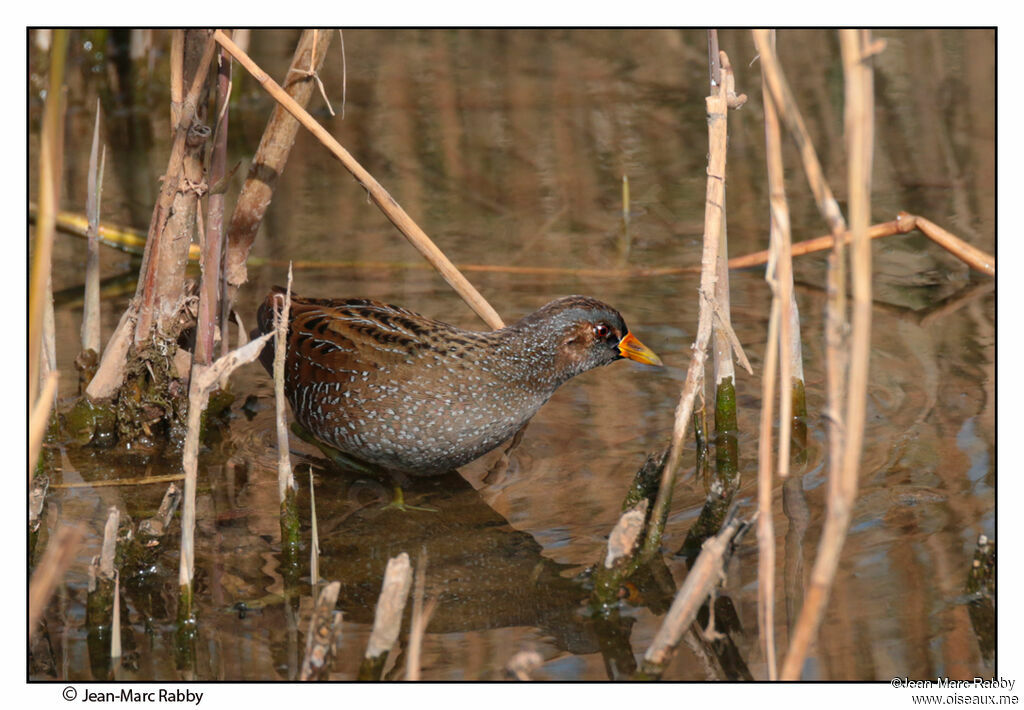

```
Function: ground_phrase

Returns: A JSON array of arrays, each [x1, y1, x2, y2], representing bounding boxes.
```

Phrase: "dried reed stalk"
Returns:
[[728, 217, 910, 270], [212, 29, 504, 330], [752, 28, 794, 680], [82, 99, 105, 355], [912, 213, 995, 276], [755, 38, 856, 587], [111, 571, 122, 661], [273, 267, 296, 501], [30, 29, 67, 410], [709, 35, 737, 392], [178, 331, 274, 598], [755, 293, 780, 680], [776, 29, 877, 680], [640, 51, 735, 562], [762, 29, 799, 480], [170, 30, 184, 129]]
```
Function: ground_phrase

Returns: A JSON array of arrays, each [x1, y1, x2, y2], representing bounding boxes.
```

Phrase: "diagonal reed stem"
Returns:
[[212, 29, 504, 330]]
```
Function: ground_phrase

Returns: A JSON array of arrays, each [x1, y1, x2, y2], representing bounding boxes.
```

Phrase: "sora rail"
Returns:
[[256, 288, 662, 475]]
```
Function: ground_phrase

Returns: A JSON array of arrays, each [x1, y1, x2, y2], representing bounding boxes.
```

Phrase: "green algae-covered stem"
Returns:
[[280, 484, 302, 571], [85, 507, 121, 679], [272, 268, 301, 566], [591, 500, 649, 611]]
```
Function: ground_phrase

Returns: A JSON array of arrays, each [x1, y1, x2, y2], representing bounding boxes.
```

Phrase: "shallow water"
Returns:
[[31, 29, 994, 681]]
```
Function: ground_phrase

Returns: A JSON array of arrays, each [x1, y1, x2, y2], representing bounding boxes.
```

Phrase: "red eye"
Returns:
[[594, 323, 611, 339]]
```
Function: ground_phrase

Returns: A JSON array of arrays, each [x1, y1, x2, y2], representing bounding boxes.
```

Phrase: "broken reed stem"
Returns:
[[178, 331, 274, 597], [710, 46, 737, 391], [212, 29, 504, 331], [913, 213, 995, 276], [300, 581, 342, 681], [82, 98, 104, 355], [359, 552, 413, 680], [640, 512, 749, 676], [641, 52, 733, 563], [170, 30, 184, 129], [591, 499, 649, 608], [29, 524, 85, 638], [30, 29, 67, 410], [729, 218, 907, 270], [51, 206, 993, 279], [778, 30, 876, 680], [274, 266, 296, 502]]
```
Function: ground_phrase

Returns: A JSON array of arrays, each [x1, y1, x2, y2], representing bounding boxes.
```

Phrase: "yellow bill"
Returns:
[[617, 332, 663, 367]]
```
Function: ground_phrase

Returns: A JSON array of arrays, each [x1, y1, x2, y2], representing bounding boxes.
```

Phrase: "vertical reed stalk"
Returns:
[[708, 35, 740, 507], [82, 99, 105, 356], [753, 28, 796, 681], [774, 29, 877, 680], [756, 294, 780, 679], [170, 30, 184, 130], [195, 44, 231, 367], [178, 332, 273, 612], [30, 29, 68, 409], [134, 31, 216, 344], [88, 32, 217, 400], [752, 32, 850, 520], [641, 50, 740, 562], [274, 266, 296, 500], [761, 30, 803, 476], [273, 267, 300, 561]]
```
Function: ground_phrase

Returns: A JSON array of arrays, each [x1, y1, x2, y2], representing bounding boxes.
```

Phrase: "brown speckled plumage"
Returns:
[[256, 288, 661, 474]]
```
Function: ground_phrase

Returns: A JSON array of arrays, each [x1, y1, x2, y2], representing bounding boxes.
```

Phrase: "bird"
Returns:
[[255, 287, 662, 476]]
